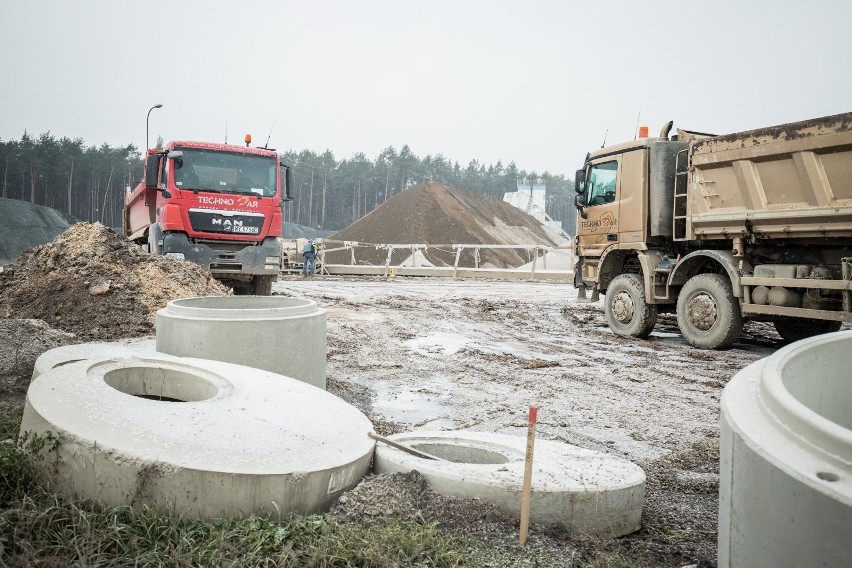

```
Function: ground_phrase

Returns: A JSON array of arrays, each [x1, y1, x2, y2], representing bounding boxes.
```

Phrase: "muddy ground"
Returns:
[[277, 275, 787, 567], [1, 270, 801, 566]]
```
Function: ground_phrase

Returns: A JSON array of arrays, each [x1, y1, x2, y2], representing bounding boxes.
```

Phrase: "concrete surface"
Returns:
[[156, 296, 326, 389], [21, 354, 374, 519], [719, 330, 852, 567], [33, 338, 157, 378], [373, 430, 645, 536]]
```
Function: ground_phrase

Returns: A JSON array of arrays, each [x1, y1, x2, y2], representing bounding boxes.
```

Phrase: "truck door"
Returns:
[[577, 156, 621, 256]]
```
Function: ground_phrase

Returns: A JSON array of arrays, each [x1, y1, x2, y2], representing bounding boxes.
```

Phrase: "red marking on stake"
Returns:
[[528, 406, 538, 424]]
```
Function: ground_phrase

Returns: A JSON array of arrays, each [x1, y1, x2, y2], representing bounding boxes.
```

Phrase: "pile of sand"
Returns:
[[325, 183, 562, 268], [0, 223, 228, 340]]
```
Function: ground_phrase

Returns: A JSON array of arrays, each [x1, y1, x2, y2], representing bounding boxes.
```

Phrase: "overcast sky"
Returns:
[[2, 1, 850, 176]]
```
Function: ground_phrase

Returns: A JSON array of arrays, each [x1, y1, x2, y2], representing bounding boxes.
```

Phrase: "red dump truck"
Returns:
[[573, 112, 852, 348], [123, 138, 292, 295]]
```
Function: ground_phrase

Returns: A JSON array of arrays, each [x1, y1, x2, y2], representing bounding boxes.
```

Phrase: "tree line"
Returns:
[[0, 132, 138, 228], [280, 145, 575, 233], [0, 132, 575, 234]]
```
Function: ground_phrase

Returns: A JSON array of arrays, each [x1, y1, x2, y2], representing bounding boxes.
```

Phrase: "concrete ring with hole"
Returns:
[[719, 330, 852, 567], [156, 296, 326, 389], [22, 354, 374, 519], [373, 430, 645, 536]]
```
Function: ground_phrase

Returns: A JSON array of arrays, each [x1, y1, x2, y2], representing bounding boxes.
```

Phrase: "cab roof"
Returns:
[[169, 140, 278, 157], [587, 137, 657, 161]]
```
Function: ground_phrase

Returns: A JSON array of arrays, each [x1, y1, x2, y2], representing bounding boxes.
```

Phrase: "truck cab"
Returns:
[[124, 140, 293, 295], [574, 128, 686, 296]]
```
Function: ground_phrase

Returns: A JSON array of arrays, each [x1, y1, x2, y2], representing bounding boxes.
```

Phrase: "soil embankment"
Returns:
[[0, 196, 77, 266], [326, 183, 561, 268]]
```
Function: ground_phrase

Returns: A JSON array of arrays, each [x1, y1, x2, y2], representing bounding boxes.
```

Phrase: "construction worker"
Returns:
[[302, 239, 316, 276]]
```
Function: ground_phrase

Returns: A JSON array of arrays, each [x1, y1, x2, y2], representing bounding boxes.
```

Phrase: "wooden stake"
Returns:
[[519, 406, 538, 546]]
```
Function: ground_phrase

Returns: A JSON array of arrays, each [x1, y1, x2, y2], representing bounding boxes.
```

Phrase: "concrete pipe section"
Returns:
[[720, 330, 852, 567], [373, 430, 645, 536], [21, 354, 373, 519], [33, 339, 157, 378], [156, 296, 326, 389]]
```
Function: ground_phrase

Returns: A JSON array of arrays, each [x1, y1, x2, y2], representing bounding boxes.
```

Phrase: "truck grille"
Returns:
[[188, 208, 265, 235]]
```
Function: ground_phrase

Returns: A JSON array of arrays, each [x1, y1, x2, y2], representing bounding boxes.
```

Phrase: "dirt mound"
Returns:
[[0, 318, 78, 402], [326, 183, 561, 268], [0, 197, 76, 266], [0, 223, 228, 341], [333, 470, 510, 529]]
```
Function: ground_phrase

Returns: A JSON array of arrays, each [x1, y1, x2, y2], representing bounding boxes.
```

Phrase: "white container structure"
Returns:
[[719, 330, 852, 567], [157, 296, 326, 389]]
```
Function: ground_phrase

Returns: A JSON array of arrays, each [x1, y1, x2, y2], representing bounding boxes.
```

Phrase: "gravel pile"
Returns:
[[0, 196, 76, 266], [326, 183, 561, 268], [0, 222, 228, 340]]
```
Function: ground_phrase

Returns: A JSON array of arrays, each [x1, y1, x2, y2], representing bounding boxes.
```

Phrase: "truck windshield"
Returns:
[[173, 148, 277, 197], [586, 161, 618, 206]]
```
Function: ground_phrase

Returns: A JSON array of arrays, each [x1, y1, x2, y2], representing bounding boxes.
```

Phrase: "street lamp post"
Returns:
[[146, 104, 163, 150]]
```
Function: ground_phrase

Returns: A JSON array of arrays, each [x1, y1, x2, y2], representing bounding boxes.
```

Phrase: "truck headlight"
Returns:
[[265, 256, 280, 264]]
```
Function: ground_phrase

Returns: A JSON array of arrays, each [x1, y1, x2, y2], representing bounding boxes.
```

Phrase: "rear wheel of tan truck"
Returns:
[[605, 274, 657, 339], [677, 274, 743, 349], [774, 318, 842, 343]]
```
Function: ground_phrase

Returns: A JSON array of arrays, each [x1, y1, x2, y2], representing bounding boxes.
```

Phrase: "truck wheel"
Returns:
[[677, 274, 743, 349], [253, 276, 275, 296], [605, 274, 657, 339], [148, 223, 163, 255], [774, 318, 842, 343]]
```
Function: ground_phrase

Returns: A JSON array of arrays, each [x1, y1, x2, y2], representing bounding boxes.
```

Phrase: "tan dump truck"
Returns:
[[573, 112, 852, 348]]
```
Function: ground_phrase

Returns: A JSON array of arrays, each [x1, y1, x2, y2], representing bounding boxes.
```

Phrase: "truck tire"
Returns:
[[605, 274, 657, 339], [677, 273, 743, 349], [774, 318, 842, 343], [148, 223, 163, 255], [253, 276, 275, 296]]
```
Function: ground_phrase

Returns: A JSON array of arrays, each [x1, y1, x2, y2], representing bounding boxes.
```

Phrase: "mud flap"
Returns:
[[574, 257, 600, 303], [576, 285, 600, 303]]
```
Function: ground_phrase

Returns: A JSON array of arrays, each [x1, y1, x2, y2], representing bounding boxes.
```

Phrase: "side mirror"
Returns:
[[575, 194, 588, 219], [145, 154, 160, 188], [168, 150, 183, 160], [281, 165, 294, 202], [574, 169, 586, 194]]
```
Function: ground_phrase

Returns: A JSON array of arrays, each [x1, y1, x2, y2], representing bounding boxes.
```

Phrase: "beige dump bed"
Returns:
[[684, 112, 852, 240]]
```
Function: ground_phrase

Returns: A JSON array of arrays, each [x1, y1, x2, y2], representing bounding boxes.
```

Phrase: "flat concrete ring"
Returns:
[[22, 354, 374, 519], [374, 430, 645, 537]]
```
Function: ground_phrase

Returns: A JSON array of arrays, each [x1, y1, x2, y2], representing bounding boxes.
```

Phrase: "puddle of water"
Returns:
[[371, 376, 454, 424], [404, 331, 471, 355]]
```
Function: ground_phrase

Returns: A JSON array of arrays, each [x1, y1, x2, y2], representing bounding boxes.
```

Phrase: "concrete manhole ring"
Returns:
[[21, 354, 373, 519], [157, 296, 326, 389], [374, 430, 645, 536]]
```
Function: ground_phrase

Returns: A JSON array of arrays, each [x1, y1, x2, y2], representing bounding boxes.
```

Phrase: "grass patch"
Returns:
[[1, 497, 467, 567], [0, 401, 468, 567]]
